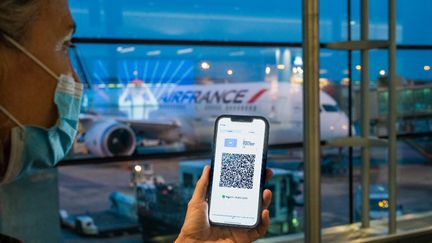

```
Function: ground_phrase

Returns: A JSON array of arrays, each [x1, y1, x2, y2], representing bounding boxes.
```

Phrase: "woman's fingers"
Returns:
[[190, 165, 210, 203], [265, 169, 273, 183], [247, 189, 272, 240], [256, 209, 270, 237], [262, 189, 272, 210]]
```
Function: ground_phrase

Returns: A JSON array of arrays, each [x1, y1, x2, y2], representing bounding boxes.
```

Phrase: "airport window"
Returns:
[[50, 0, 432, 242], [70, 0, 349, 43]]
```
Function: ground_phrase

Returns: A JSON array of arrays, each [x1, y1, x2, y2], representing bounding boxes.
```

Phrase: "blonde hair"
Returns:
[[0, 0, 41, 43]]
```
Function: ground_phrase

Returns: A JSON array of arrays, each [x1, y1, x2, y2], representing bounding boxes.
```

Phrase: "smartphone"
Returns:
[[208, 115, 269, 228]]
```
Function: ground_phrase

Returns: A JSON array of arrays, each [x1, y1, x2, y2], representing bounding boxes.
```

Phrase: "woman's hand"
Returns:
[[175, 166, 273, 243]]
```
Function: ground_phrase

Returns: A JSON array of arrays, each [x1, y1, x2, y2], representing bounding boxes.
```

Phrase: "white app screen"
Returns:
[[209, 117, 266, 227]]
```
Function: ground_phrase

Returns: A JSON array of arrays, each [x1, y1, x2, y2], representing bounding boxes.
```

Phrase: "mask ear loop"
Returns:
[[0, 106, 24, 129], [2, 35, 58, 80]]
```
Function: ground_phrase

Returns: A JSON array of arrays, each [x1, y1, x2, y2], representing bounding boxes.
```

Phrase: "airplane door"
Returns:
[[289, 99, 303, 141], [269, 96, 303, 144]]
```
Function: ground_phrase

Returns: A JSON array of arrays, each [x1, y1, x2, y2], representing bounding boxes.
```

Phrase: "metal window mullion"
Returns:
[[388, 0, 398, 235], [303, 0, 321, 241], [360, 0, 371, 228], [347, 0, 354, 224]]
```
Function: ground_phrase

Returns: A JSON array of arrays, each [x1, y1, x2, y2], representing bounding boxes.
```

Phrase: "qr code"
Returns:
[[219, 153, 255, 189]]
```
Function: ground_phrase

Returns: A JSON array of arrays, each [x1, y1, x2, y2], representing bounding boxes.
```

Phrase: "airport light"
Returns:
[[341, 78, 350, 86], [277, 64, 286, 70], [227, 69, 233, 75], [116, 46, 135, 54], [378, 200, 389, 208], [379, 70, 386, 76], [292, 67, 304, 74], [319, 78, 329, 88], [355, 65, 361, 70], [229, 51, 245, 56], [201, 61, 210, 70], [294, 56, 303, 66], [265, 66, 271, 74], [177, 48, 193, 55], [424, 65, 431, 71], [134, 165, 142, 172], [147, 50, 161, 56], [292, 218, 300, 227]]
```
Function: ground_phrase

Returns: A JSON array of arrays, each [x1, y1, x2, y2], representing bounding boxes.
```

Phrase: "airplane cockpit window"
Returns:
[[322, 104, 340, 112]]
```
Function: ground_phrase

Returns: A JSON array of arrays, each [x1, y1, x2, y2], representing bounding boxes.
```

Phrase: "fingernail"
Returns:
[[202, 166, 208, 174]]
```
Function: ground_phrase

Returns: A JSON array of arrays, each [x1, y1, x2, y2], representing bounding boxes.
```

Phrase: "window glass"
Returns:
[[396, 0, 432, 45], [350, 0, 432, 45], [352, 49, 432, 224], [58, 1, 432, 242], [70, 0, 347, 43]]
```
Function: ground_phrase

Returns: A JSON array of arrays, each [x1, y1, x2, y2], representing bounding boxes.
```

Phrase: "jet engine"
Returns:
[[85, 120, 136, 157]]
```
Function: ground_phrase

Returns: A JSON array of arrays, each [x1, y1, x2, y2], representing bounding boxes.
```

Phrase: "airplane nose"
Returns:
[[336, 113, 351, 136], [325, 113, 350, 137], [321, 111, 353, 139]]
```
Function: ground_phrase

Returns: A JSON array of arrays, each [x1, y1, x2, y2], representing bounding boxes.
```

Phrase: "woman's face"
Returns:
[[0, 0, 79, 131]]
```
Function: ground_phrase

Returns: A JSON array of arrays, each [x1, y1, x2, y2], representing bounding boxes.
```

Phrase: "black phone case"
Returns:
[[207, 114, 270, 229]]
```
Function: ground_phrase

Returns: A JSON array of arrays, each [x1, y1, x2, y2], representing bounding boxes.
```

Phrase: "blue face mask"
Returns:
[[0, 35, 83, 183]]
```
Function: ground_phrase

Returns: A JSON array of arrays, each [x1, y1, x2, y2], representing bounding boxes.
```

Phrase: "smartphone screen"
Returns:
[[208, 115, 269, 228]]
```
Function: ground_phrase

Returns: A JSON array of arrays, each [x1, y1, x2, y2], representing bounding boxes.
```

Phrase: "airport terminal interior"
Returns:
[[0, 0, 431, 242]]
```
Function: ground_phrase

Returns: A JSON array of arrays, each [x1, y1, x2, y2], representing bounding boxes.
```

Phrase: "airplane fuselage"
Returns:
[[80, 81, 350, 157], [148, 82, 348, 144]]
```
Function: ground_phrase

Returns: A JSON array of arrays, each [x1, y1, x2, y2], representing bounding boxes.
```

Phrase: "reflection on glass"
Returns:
[[375, 85, 432, 135], [54, 1, 432, 242], [69, 0, 350, 43], [118, 80, 159, 120], [68, 45, 351, 160]]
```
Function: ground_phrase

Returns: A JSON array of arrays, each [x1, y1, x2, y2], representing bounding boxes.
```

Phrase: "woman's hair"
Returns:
[[0, 0, 41, 43]]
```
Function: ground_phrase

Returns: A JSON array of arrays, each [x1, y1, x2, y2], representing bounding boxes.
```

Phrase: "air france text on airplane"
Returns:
[[158, 89, 267, 104]]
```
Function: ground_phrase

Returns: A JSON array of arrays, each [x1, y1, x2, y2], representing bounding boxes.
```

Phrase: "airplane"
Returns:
[[77, 81, 350, 157]]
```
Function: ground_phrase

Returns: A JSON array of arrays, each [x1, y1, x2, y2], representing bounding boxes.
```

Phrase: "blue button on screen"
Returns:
[[224, 138, 237, 147]]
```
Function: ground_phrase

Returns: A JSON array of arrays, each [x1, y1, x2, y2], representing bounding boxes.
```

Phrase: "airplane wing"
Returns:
[[79, 112, 181, 142], [117, 118, 179, 132], [79, 113, 100, 129]]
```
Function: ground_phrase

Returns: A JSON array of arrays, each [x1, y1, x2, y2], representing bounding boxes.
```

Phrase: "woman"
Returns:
[[0, 1, 272, 242]]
